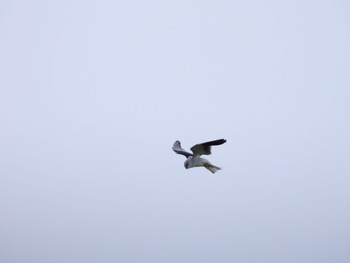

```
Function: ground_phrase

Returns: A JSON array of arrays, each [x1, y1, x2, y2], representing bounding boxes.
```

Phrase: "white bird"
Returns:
[[172, 139, 226, 173]]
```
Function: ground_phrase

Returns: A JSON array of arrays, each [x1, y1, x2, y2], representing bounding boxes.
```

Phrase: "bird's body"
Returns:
[[184, 156, 221, 173], [172, 139, 226, 173]]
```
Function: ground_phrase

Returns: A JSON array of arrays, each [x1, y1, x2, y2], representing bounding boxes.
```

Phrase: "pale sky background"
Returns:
[[1, 1, 350, 262]]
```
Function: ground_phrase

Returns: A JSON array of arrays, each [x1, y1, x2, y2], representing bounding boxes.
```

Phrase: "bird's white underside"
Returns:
[[185, 156, 222, 173]]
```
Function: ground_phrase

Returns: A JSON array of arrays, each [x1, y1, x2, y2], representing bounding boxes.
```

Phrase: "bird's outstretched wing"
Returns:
[[190, 139, 226, 156], [172, 141, 193, 158]]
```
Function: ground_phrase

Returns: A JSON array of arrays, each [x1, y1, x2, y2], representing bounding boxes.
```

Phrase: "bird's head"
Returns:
[[184, 157, 193, 169], [184, 159, 189, 169]]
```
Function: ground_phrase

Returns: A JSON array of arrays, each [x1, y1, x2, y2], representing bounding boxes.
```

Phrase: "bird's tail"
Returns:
[[204, 163, 222, 173]]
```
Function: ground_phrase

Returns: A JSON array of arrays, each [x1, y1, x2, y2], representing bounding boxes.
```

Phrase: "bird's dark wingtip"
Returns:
[[214, 139, 227, 145]]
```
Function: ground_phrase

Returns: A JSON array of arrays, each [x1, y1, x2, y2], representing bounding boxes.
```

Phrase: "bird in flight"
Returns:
[[172, 139, 226, 173]]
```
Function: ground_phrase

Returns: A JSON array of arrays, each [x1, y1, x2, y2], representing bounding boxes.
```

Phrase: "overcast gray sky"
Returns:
[[1, 0, 349, 262]]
